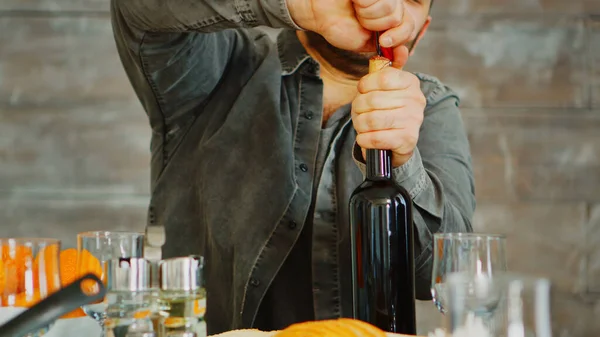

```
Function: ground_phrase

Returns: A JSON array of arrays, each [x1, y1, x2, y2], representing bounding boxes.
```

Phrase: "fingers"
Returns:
[[352, 92, 408, 114], [353, 0, 404, 32], [352, 107, 423, 133], [353, 0, 394, 19], [321, 18, 374, 51], [356, 128, 419, 154], [378, 6, 415, 48], [352, 108, 406, 133], [353, 0, 415, 49], [352, 85, 426, 114], [357, 68, 421, 95], [391, 45, 410, 69]]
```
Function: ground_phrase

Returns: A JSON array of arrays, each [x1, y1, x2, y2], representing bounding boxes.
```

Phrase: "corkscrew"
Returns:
[[367, 33, 393, 177], [374, 31, 394, 60]]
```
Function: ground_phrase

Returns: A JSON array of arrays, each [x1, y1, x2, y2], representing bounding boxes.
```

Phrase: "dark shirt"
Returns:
[[110, 0, 476, 334], [254, 106, 350, 330]]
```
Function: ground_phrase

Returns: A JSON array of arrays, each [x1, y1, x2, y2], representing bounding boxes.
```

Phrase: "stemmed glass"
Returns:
[[77, 231, 144, 336], [444, 272, 552, 337], [431, 233, 508, 314], [0, 238, 62, 337]]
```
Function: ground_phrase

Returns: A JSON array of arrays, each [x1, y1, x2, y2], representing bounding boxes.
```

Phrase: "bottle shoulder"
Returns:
[[350, 179, 411, 202]]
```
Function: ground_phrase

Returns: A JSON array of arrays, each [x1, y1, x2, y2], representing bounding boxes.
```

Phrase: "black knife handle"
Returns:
[[0, 273, 106, 337]]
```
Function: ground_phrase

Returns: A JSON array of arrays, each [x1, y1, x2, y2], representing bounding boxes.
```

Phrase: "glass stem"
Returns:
[[99, 320, 106, 337]]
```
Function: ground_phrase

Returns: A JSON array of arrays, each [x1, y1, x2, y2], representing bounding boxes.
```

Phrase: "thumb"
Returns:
[[391, 45, 410, 69]]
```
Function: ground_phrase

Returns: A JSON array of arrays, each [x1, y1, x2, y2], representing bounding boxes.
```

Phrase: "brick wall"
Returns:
[[406, 1, 600, 335], [0, 0, 599, 335]]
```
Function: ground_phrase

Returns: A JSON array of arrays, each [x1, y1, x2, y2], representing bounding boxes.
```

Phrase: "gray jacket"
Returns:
[[110, 0, 475, 333]]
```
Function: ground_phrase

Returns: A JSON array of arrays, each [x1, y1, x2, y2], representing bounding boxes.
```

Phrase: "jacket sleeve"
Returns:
[[352, 74, 476, 299], [110, 0, 299, 180], [112, 0, 300, 33]]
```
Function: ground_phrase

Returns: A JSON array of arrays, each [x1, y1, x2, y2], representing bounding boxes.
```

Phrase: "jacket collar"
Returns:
[[276, 29, 319, 77]]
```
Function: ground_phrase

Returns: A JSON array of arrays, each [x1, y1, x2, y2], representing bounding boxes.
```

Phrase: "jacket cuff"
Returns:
[[352, 142, 429, 199]]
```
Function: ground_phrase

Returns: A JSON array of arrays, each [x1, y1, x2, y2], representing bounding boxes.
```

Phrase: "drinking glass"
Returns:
[[77, 231, 144, 336], [0, 238, 61, 337], [444, 272, 552, 337], [158, 256, 206, 337], [431, 233, 507, 314], [103, 258, 156, 337]]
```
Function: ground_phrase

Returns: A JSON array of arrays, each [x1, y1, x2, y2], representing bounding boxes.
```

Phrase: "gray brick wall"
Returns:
[[1, 0, 599, 335]]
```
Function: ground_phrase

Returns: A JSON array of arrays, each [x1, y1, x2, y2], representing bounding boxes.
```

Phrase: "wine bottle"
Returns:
[[349, 56, 416, 334]]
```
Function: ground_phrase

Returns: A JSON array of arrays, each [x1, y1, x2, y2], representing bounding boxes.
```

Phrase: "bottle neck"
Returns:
[[366, 149, 392, 180]]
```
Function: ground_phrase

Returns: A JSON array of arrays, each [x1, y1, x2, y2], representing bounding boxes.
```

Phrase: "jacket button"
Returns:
[[288, 221, 297, 229], [305, 111, 313, 120], [148, 211, 155, 224], [249, 278, 260, 287], [299, 163, 308, 172]]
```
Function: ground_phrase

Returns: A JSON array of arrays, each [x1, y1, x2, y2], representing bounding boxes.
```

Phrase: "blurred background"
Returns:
[[0, 0, 599, 335]]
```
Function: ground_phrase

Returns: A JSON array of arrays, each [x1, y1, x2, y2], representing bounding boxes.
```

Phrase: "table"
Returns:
[[0, 309, 422, 337], [45, 317, 102, 337], [0, 309, 101, 337]]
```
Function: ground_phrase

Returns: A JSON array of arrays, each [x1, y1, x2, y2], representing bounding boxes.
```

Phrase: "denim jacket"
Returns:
[[110, 0, 475, 333]]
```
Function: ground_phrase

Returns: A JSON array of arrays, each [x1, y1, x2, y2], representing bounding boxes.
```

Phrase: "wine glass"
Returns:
[[0, 238, 61, 337], [443, 272, 552, 337], [431, 233, 507, 314], [77, 231, 144, 336]]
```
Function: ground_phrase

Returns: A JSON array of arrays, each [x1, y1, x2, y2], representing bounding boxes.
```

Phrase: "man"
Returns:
[[110, 0, 475, 334]]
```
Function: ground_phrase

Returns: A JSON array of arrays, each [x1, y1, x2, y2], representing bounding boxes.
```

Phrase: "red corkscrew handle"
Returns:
[[377, 31, 394, 60], [380, 45, 394, 60]]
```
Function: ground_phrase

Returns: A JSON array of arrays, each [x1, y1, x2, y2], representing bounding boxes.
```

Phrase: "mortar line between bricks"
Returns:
[[583, 203, 592, 294], [0, 189, 150, 201], [0, 9, 108, 18], [586, 15, 594, 109]]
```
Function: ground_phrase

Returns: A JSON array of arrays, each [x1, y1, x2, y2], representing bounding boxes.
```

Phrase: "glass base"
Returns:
[[0, 307, 54, 337], [22, 324, 53, 337]]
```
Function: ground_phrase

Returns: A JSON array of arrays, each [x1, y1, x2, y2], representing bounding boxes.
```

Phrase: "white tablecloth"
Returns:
[[0, 308, 101, 337], [45, 317, 101, 337]]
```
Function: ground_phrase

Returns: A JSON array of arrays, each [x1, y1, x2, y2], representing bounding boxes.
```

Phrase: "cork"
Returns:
[[369, 56, 392, 74]]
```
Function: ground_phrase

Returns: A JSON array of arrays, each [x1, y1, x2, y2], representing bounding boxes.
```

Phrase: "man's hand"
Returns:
[[351, 49, 426, 167], [353, 0, 417, 63], [353, 0, 415, 46], [286, 0, 415, 52], [286, 0, 371, 51]]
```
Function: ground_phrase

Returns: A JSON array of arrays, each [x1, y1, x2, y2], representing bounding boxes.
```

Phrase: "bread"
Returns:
[[274, 318, 386, 337], [210, 318, 387, 337], [211, 329, 276, 337]]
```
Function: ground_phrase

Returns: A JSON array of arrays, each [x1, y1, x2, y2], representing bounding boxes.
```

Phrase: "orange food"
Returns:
[[33, 243, 61, 293], [78, 249, 103, 281], [0, 258, 9, 296], [163, 317, 187, 328], [133, 309, 152, 319], [61, 308, 86, 319], [1, 245, 33, 295], [2, 244, 103, 319], [193, 299, 206, 316], [57, 248, 85, 318], [13, 290, 42, 307], [78, 249, 104, 299], [338, 319, 386, 337], [58, 248, 103, 318], [59, 248, 79, 287], [274, 319, 386, 337]]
